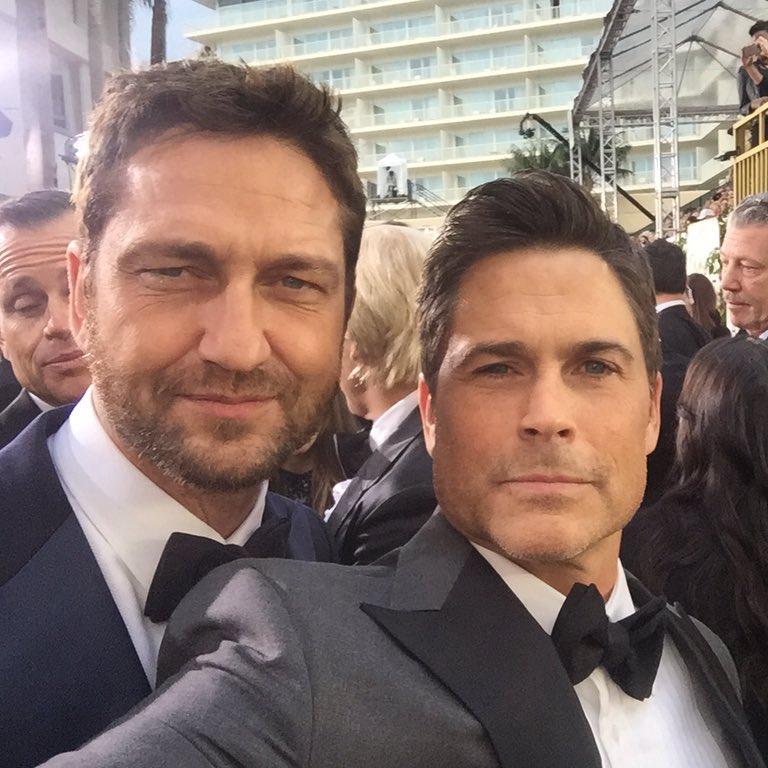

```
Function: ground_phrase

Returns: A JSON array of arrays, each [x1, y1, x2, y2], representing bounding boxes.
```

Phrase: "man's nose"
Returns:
[[42, 294, 73, 340], [721, 260, 740, 293], [197, 281, 272, 372], [517, 372, 577, 442]]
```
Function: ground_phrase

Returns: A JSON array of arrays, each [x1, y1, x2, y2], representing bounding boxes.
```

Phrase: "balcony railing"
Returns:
[[732, 100, 768, 204], [357, 138, 524, 167], [211, 0, 606, 27], [347, 94, 570, 128], [209, 0, 608, 57], [331, 48, 587, 90]]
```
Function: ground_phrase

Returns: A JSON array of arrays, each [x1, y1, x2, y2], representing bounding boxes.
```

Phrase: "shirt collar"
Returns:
[[27, 390, 55, 412], [655, 299, 687, 313], [471, 542, 635, 634], [369, 390, 419, 450], [50, 387, 267, 603], [759, 328, 768, 341]]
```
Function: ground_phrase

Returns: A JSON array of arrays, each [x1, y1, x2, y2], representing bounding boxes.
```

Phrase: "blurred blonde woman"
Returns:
[[327, 223, 438, 564]]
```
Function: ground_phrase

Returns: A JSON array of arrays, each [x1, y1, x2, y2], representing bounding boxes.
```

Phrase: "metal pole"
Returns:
[[597, 54, 618, 221], [568, 109, 583, 185], [651, 0, 680, 236]]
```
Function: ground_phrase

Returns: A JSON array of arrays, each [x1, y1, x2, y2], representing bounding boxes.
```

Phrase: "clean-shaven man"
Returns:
[[42, 173, 763, 768], [0, 191, 90, 448], [721, 193, 768, 341], [1, 61, 365, 768]]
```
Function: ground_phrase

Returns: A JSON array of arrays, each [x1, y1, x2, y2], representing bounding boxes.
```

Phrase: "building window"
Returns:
[[51, 74, 67, 130]]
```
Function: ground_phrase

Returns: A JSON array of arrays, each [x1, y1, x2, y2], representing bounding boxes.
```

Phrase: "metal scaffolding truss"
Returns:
[[597, 55, 619, 221], [651, 0, 680, 235], [570, 0, 758, 230]]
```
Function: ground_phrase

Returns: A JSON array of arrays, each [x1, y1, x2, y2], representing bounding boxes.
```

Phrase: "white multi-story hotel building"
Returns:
[[189, 0, 611, 218], [0, 0, 128, 199]]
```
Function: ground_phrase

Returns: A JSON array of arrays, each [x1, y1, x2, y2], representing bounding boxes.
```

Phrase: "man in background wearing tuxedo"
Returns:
[[0, 191, 90, 448], [43, 172, 763, 768], [636, 238, 710, 507], [1, 60, 365, 768]]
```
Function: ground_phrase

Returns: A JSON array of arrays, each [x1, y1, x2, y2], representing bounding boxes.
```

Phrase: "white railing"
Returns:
[[357, 139, 523, 166], [206, 0, 609, 40], [346, 94, 569, 128]]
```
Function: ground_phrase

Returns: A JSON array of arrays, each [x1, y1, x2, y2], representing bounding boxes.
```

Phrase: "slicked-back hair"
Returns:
[[418, 171, 661, 391], [749, 19, 768, 36], [645, 238, 688, 295], [728, 194, 768, 230], [74, 59, 366, 308], [0, 190, 73, 230]]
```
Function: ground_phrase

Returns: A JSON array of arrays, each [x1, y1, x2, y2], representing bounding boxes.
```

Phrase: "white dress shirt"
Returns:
[[473, 545, 734, 768], [27, 390, 55, 413], [325, 391, 419, 518], [48, 388, 267, 687], [759, 328, 768, 341], [655, 299, 688, 313]]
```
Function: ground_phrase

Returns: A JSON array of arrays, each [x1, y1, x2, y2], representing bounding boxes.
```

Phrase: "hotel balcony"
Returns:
[[189, 0, 608, 41]]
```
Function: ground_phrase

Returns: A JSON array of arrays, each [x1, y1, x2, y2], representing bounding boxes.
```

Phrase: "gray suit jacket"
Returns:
[[42, 514, 764, 768]]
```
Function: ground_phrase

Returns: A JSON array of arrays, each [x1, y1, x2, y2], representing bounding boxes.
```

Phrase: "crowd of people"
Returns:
[[0, 58, 767, 768]]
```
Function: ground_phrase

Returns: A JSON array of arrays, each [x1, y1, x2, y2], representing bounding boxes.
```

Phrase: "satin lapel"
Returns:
[[665, 604, 765, 768], [326, 408, 423, 538], [362, 549, 601, 768]]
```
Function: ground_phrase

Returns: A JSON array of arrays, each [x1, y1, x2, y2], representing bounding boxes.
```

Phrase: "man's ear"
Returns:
[[644, 372, 663, 456], [418, 374, 436, 457], [67, 240, 89, 351]]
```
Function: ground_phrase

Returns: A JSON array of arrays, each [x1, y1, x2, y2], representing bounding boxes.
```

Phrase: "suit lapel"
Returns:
[[665, 603, 765, 768], [361, 516, 601, 768], [327, 407, 422, 537]]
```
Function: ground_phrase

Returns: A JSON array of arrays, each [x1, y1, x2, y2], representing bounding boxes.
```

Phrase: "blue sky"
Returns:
[[131, 0, 215, 66]]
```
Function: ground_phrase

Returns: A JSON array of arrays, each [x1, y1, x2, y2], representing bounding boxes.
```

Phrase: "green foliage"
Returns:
[[506, 128, 632, 191]]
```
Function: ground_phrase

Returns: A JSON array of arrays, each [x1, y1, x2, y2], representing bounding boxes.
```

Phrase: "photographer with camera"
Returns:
[[738, 20, 768, 115]]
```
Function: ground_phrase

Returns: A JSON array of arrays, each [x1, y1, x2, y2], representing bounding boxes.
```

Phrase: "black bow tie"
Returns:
[[550, 582, 668, 700], [144, 516, 291, 623]]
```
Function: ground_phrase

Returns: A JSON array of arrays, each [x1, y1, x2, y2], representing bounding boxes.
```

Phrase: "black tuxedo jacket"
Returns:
[[0, 407, 333, 768], [0, 356, 21, 410], [42, 514, 765, 768], [658, 304, 711, 360], [326, 406, 436, 565], [0, 389, 41, 449]]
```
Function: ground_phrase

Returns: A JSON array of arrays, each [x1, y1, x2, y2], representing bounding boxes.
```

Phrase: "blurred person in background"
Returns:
[[640, 239, 710, 507], [721, 194, 768, 340], [623, 337, 768, 759], [0, 191, 90, 449], [738, 21, 768, 116], [326, 222, 437, 565], [688, 273, 731, 339], [270, 389, 368, 514]]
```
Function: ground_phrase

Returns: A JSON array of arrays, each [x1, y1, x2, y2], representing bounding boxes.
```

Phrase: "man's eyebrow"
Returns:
[[1, 275, 42, 298], [117, 240, 218, 268], [571, 339, 636, 363], [450, 339, 636, 367], [451, 341, 530, 368]]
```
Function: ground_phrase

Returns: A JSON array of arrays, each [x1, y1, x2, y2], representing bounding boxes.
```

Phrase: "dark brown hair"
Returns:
[[418, 171, 661, 391], [74, 59, 366, 306], [0, 190, 73, 230]]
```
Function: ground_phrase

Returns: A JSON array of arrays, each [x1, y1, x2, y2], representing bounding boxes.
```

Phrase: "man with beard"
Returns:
[[0, 191, 90, 448], [0, 61, 365, 768], [41, 174, 763, 768]]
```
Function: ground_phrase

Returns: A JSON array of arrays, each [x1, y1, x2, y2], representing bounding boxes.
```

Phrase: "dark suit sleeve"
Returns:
[[347, 485, 436, 565], [39, 563, 314, 768]]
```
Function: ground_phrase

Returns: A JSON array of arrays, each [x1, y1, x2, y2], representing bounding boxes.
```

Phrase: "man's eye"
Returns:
[[147, 267, 187, 278], [280, 275, 312, 290], [582, 360, 614, 376], [476, 363, 513, 377], [10, 295, 45, 314]]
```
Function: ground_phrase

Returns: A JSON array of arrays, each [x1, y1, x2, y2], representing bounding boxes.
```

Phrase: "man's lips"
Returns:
[[176, 392, 278, 418], [42, 350, 85, 367], [502, 474, 593, 492]]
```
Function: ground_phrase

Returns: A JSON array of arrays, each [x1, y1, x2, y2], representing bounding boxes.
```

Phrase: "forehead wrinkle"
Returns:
[[0, 238, 72, 281]]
